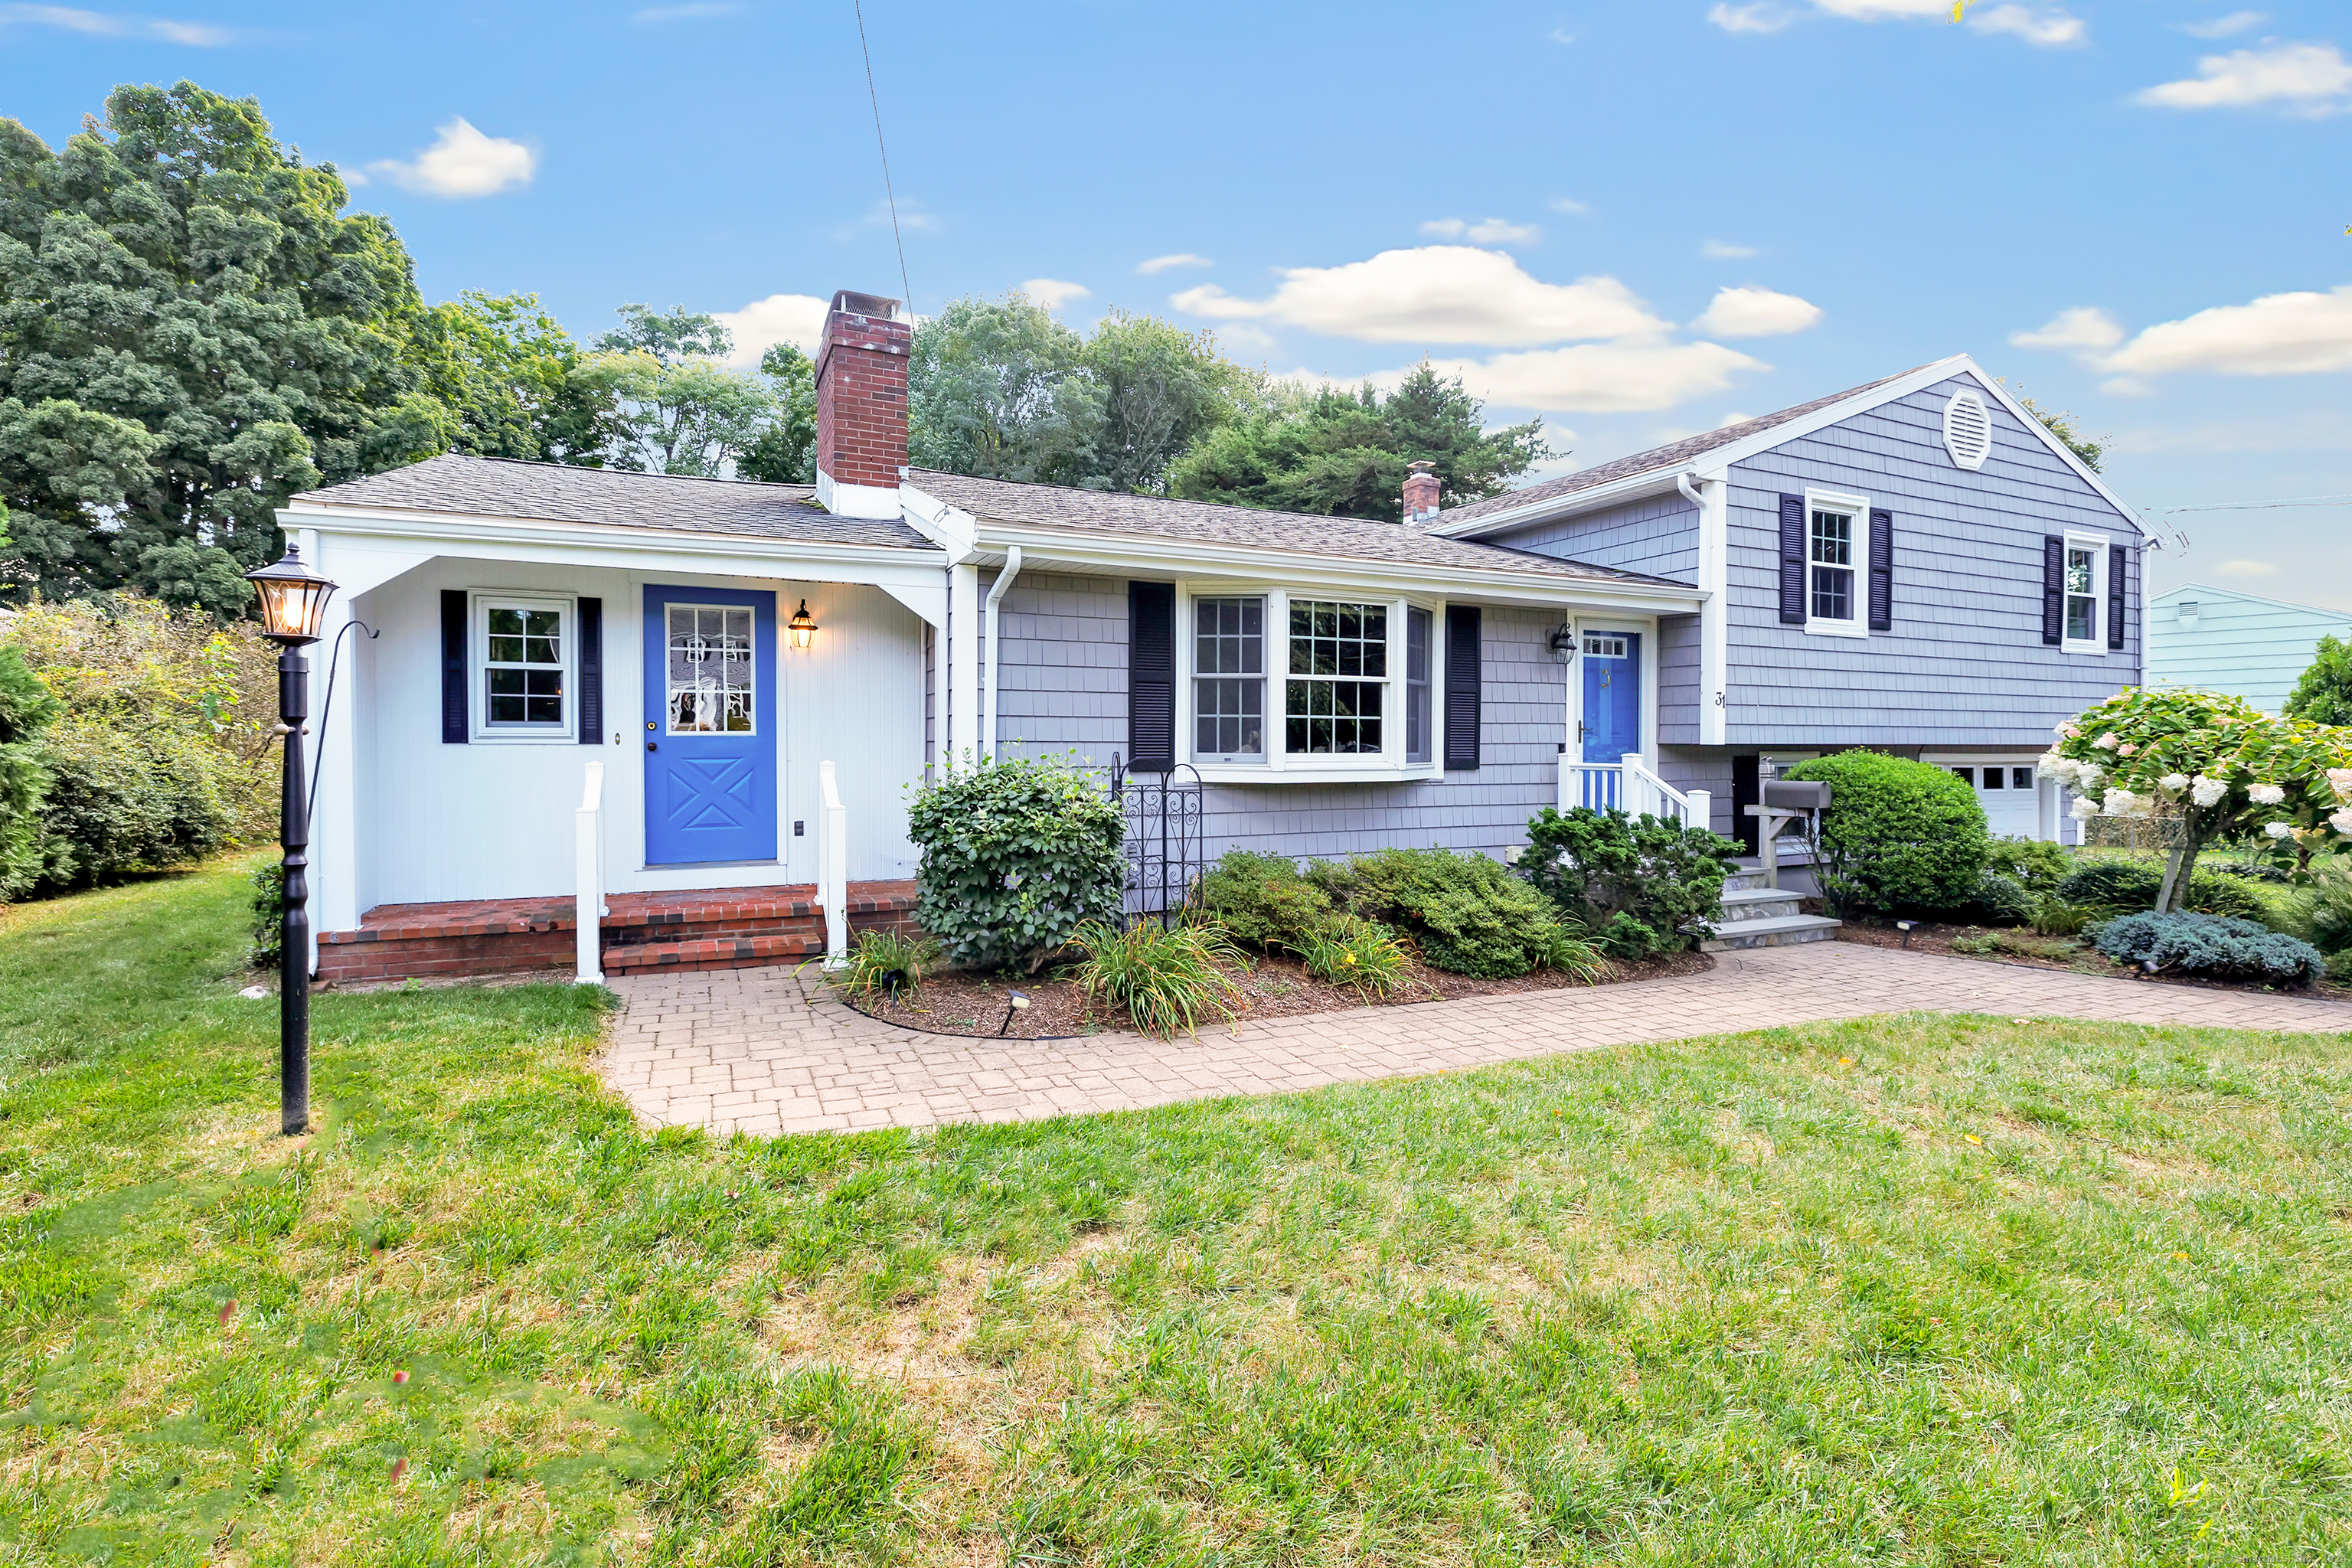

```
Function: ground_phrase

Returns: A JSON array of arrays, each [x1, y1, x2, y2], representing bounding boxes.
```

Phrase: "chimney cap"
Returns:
[[1406, 459, 1436, 475], [830, 289, 902, 321]]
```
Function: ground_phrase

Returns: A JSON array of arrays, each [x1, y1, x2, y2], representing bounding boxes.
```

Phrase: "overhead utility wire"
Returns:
[[852, 0, 913, 312], [2151, 494, 2352, 514]]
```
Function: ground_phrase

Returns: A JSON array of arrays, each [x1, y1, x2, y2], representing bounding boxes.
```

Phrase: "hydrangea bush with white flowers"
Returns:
[[2040, 688, 2352, 911]]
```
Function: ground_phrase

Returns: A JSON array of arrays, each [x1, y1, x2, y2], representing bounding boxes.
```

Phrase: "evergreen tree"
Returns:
[[2285, 632, 2352, 726]]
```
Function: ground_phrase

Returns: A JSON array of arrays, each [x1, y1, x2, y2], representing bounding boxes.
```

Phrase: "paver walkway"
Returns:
[[602, 942, 2352, 1138]]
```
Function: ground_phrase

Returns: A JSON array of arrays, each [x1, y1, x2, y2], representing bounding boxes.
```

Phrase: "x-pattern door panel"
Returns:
[[642, 586, 776, 865]]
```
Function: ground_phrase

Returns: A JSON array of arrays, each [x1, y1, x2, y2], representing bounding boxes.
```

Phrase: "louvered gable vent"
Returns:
[[1942, 390, 1993, 470]]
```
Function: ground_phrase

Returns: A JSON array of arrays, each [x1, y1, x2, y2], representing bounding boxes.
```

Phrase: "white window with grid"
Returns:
[[2062, 534, 2105, 652], [1285, 599, 1387, 756], [665, 603, 756, 734], [1192, 596, 1265, 761], [1801, 488, 1868, 638], [474, 595, 573, 740]]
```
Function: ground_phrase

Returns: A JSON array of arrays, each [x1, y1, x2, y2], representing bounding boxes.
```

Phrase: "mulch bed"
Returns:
[[843, 947, 1716, 1039], [1834, 917, 2352, 1001]]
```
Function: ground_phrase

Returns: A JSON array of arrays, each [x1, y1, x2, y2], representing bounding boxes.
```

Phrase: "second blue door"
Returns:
[[1579, 631, 1641, 808], [643, 586, 776, 865]]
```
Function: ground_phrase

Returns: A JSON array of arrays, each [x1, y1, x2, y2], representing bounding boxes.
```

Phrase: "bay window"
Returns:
[[1285, 599, 1387, 755], [1192, 596, 1265, 760], [1179, 590, 1445, 777]]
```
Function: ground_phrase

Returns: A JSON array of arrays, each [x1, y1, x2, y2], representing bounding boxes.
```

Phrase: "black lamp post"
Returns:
[[245, 543, 337, 1136]]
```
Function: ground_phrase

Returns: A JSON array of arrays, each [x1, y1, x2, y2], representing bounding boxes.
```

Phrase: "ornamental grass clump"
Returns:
[[2093, 910, 2324, 986], [830, 927, 942, 1002], [1289, 914, 1410, 997], [905, 753, 1124, 973], [1072, 918, 1245, 1037]]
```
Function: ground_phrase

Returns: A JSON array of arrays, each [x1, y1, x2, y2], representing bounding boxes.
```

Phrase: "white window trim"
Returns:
[[1570, 617, 1654, 771], [1176, 582, 1441, 784], [1799, 487, 1870, 640], [470, 590, 577, 744], [2060, 531, 2109, 655]]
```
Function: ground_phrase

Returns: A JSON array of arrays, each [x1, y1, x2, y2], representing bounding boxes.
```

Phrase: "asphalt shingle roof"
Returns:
[[1439, 364, 1929, 525], [906, 469, 1689, 586], [294, 454, 933, 550]]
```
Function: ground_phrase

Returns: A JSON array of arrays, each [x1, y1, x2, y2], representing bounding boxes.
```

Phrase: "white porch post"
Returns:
[[947, 562, 981, 768], [305, 527, 355, 980]]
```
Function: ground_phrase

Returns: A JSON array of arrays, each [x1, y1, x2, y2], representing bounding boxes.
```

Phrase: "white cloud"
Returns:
[[828, 198, 936, 240], [1968, 5, 2085, 47], [2135, 42, 2352, 113], [1170, 246, 1668, 348], [1707, 2, 1791, 32], [1023, 278, 1090, 312], [1710, 0, 2084, 44], [1547, 197, 1591, 216], [712, 292, 828, 370], [0, 4, 228, 41], [368, 118, 536, 198], [1136, 253, 1212, 275], [2178, 11, 2265, 39], [1691, 285, 1822, 337], [1701, 239, 1759, 259], [1419, 217, 1542, 244], [629, 1, 740, 18], [2010, 305, 2125, 353], [2214, 558, 2282, 578], [1432, 341, 1768, 413], [1210, 322, 1280, 354], [2101, 285, 2352, 377], [1548, 22, 1575, 43]]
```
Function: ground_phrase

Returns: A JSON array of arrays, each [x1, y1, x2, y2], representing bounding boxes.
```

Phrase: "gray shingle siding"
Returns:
[[1658, 615, 1701, 746], [1483, 490, 1699, 581], [1656, 745, 1736, 837], [1725, 376, 2138, 748], [992, 580, 1564, 862]]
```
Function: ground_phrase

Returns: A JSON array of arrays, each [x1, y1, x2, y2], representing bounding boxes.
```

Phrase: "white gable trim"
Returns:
[[1435, 354, 2143, 542], [2150, 582, 2352, 620]]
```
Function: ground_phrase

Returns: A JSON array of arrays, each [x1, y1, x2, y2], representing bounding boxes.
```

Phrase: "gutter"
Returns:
[[981, 545, 1023, 763]]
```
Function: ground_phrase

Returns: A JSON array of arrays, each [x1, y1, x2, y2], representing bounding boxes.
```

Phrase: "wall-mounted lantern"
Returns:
[[1547, 624, 1577, 658], [788, 599, 819, 651]]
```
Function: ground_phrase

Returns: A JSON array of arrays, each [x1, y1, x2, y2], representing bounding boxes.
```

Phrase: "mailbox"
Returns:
[[1761, 779, 1831, 812]]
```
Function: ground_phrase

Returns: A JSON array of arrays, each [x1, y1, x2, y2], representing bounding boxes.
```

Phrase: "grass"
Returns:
[[5, 863, 2352, 1563]]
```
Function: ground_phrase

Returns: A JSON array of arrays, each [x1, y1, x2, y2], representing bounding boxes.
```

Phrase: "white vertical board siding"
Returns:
[[1724, 376, 2139, 747], [2146, 586, 2349, 714], [350, 561, 923, 914], [989, 577, 1571, 863]]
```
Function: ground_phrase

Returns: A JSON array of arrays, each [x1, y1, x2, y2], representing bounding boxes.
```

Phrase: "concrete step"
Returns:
[[1700, 913, 1843, 952], [1717, 886, 1805, 922]]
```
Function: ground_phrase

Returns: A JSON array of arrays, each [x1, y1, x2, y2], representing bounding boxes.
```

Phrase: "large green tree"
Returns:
[[2285, 633, 2352, 726], [735, 342, 818, 485], [0, 82, 449, 612], [407, 291, 619, 466], [580, 305, 776, 477], [1167, 364, 1550, 521]]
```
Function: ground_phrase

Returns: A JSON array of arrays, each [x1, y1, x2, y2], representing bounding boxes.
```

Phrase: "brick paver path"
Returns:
[[602, 942, 2352, 1138]]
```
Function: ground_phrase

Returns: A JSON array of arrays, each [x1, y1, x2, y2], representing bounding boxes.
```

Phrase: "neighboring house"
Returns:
[[2145, 582, 2348, 715], [279, 289, 2140, 978], [1428, 361, 2145, 848]]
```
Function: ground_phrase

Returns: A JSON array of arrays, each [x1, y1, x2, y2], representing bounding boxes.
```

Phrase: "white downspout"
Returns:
[[981, 546, 1023, 764], [1678, 470, 1730, 749]]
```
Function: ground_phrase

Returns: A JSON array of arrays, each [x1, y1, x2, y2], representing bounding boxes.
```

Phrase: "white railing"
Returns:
[[812, 760, 848, 967], [1560, 753, 1712, 833], [574, 761, 607, 985]]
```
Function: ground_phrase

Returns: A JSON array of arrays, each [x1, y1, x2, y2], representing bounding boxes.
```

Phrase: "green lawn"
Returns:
[[5, 864, 2352, 1565]]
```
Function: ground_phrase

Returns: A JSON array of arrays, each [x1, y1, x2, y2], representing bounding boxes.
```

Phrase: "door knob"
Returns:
[[646, 742, 658, 752]]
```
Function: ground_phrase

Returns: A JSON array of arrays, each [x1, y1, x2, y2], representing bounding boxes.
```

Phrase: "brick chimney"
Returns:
[[1403, 459, 1441, 524], [814, 288, 910, 519]]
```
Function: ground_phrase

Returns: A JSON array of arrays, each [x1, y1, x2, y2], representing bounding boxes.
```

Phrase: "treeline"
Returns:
[[0, 81, 1553, 620]]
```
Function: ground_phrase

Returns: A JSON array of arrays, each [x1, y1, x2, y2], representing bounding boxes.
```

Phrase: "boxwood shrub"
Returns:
[[2093, 910, 2324, 985], [1521, 805, 1740, 959], [1197, 851, 1333, 951], [1312, 848, 1589, 979], [1782, 752, 1990, 915], [904, 754, 1123, 972]]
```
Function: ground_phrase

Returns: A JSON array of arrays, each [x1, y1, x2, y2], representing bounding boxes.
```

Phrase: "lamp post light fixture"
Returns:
[[245, 543, 338, 1136], [787, 599, 819, 652]]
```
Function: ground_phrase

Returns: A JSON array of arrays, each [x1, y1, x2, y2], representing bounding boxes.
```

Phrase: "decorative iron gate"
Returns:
[[1109, 755, 1204, 927]]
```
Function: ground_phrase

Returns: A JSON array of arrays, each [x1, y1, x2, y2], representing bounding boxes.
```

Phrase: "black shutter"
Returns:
[[1778, 494, 1807, 625], [1731, 754, 1761, 856], [2041, 536, 2065, 646], [2107, 544, 2127, 651], [440, 590, 469, 743], [1443, 604, 1481, 771], [1867, 508, 1893, 632], [1127, 581, 1175, 773], [577, 596, 603, 744]]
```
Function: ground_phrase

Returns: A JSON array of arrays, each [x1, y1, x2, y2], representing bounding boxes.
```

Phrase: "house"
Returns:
[[1426, 361, 2146, 849], [2145, 582, 2347, 715], [280, 289, 2141, 981]]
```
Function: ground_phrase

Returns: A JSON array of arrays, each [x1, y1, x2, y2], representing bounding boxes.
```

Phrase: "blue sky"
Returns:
[[8, 0, 2352, 602]]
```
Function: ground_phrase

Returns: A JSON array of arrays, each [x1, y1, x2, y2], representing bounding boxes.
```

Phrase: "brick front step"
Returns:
[[318, 880, 919, 982]]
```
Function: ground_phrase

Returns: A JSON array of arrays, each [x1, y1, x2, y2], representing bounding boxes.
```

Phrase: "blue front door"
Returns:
[[1579, 631, 1641, 808], [643, 586, 777, 865]]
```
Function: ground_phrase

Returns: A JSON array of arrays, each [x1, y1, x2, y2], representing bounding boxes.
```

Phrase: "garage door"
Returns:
[[1946, 763, 2043, 841]]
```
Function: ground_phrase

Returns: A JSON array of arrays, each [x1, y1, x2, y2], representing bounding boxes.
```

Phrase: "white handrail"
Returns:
[[573, 761, 606, 985], [813, 760, 848, 967], [1560, 755, 1710, 834]]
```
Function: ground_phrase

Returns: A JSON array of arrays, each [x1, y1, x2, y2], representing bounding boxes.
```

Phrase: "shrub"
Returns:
[[1521, 806, 1741, 959], [250, 858, 284, 969], [1197, 851, 1332, 951], [1290, 915, 1410, 997], [831, 928, 942, 1002], [1987, 837, 2071, 888], [32, 719, 242, 889], [2305, 872, 2352, 954], [2093, 910, 2324, 985], [0, 643, 58, 901], [2328, 948, 2352, 985], [1315, 848, 1586, 979], [2185, 873, 2268, 923], [904, 755, 1124, 972], [1949, 871, 2032, 926], [2056, 858, 2275, 923], [1073, 919, 1244, 1037], [1783, 753, 1991, 915], [2027, 894, 2094, 938]]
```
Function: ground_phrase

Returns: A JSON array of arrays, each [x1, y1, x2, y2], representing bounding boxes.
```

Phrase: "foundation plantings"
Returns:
[[903, 753, 1124, 974]]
